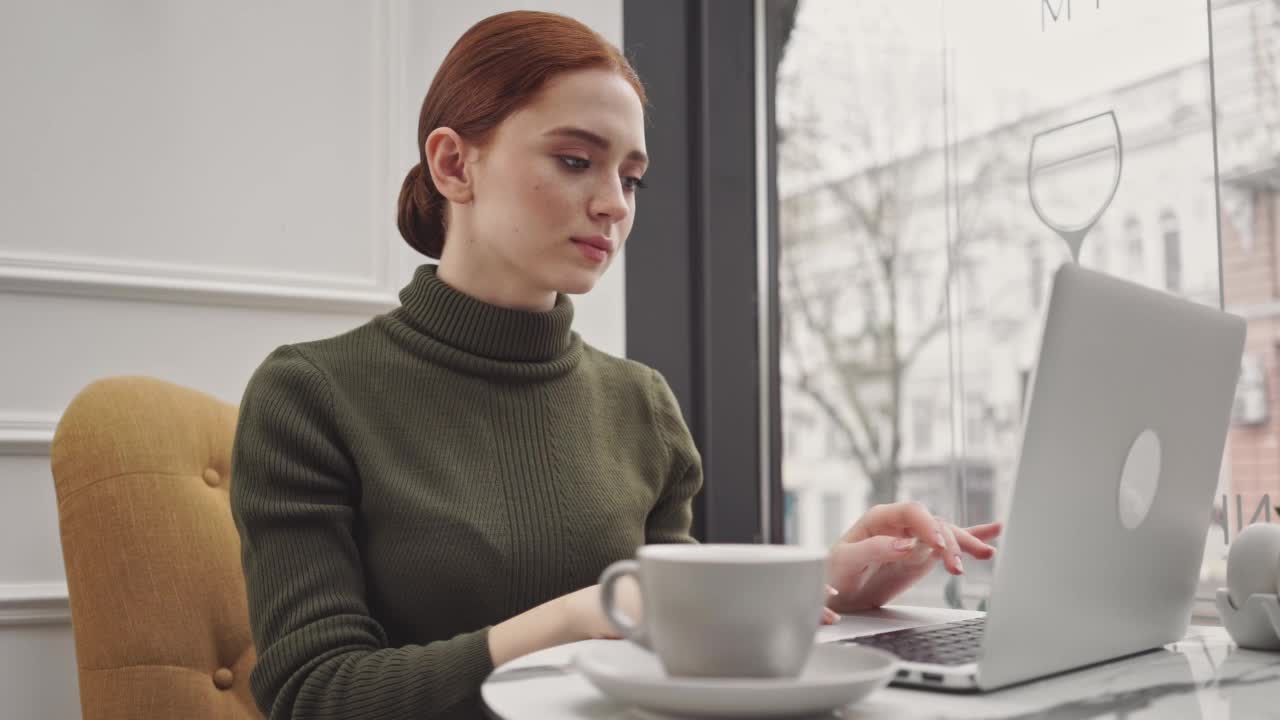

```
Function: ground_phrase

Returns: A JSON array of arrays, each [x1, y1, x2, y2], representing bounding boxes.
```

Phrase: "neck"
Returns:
[[436, 236, 556, 312], [392, 264, 579, 372]]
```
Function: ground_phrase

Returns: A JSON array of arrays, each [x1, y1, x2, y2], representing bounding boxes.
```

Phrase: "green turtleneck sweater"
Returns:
[[230, 264, 702, 720]]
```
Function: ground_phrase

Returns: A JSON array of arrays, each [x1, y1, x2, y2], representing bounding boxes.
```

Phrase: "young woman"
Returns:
[[230, 10, 1001, 719]]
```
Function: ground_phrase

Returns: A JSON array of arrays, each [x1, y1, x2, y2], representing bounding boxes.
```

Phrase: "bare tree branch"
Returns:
[[781, 252, 879, 467], [775, 9, 1025, 507]]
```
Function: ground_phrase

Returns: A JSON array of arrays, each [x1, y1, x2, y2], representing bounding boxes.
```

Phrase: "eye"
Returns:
[[622, 176, 648, 192], [558, 156, 590, 170]]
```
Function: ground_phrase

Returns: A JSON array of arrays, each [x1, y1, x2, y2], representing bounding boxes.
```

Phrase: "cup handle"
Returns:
[[599, 559, 650, 649]]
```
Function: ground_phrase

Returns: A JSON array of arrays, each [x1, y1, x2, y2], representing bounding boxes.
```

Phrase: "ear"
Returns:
[[424, 127, 475, 204]]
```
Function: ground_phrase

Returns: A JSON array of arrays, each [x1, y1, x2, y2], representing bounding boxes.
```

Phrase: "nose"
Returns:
[[589, 178, 630, 225]]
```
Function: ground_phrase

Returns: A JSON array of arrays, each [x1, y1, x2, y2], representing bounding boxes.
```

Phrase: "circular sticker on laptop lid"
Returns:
[[1118, 429, 1162, 530]]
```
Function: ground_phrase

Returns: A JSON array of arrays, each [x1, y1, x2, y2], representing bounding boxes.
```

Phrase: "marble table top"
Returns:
[[481, 606, 1280, 719]]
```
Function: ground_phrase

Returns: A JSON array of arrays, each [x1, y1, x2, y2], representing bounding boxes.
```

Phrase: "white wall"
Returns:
[[0, 2, 624, 716]]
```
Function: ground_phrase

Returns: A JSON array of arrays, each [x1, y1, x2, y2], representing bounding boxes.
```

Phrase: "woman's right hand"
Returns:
[[489, 579, 644, 667], [559, 580, 645, 642]]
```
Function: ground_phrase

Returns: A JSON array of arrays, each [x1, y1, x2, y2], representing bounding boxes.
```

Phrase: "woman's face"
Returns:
[[451, 68, 647, 299]]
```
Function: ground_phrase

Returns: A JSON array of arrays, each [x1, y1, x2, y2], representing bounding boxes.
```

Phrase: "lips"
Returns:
[[571, 235, 615, 255], [573, 237, 611, 265]]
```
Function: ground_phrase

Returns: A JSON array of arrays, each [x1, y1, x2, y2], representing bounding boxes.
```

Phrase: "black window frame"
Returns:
[[624, 0, 795, 543]]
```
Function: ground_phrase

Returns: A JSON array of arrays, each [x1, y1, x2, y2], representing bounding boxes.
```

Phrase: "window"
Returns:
[[913, 396, 935, 454], [1232, 354, 1268, 426], [910, 265, 927, 323], [785, 411, 814, 459], [774, 0, 1253, 619], [822, 492, 845, 545], [1161, 209, 1183, 292], [1087, 221, 1110, 274], [965, 392, 987, 449], [963, 261, 984, 316], [1222, 187, 1256, 253], [783, 414, 798, 459], [783, 491, 800, 545], [825, 423, 843, 457], [1029, 244, 1045, 309], [1125, 214, 1145, 281]]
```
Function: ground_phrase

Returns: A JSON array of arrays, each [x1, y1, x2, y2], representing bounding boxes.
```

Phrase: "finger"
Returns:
[[953, 525, 996, 559], [821, 607, 841, 625], [937, 518, 963, 574], [862, 534, 924, 563], [830, 535, 923, 583], [859, 502, 948, 551], [964, 522, 1003, 542], [902, 537, 938, 567]]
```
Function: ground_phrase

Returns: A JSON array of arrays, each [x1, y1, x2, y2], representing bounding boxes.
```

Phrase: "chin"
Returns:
[[551, 268, 603, 296], [557, 276, 598, 295]]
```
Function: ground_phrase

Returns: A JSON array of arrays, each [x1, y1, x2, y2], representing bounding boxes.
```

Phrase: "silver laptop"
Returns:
[[844, 262, 1246, 691]]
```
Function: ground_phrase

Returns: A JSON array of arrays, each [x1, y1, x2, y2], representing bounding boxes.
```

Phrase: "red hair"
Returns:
[[397, 10, 646, 259]]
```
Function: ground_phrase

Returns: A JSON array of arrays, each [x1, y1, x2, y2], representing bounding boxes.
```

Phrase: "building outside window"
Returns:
[[775, 0, 1279, 616], [1161, 208, 1183, 292], [1125, 214, 1145, 282], [913, 396, 934, 454]]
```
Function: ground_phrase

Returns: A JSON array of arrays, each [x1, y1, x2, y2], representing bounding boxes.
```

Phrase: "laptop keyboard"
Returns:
[[842, 617, 986, 666]]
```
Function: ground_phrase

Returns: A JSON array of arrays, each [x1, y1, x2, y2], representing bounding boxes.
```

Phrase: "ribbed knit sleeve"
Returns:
[[230, 345, 494, 720], [645, 369, 703, 544]]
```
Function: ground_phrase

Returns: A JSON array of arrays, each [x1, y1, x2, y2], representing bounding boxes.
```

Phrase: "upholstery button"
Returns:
[[203, 468, 221, 487], [212, 667, 234, 690]]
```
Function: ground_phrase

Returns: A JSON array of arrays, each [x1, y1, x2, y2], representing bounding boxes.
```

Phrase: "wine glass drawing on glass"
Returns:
[[1027, 110, 1124, 262]]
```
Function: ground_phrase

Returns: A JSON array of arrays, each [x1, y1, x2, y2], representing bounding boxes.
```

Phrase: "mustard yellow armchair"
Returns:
[[50, 376, 261, 720]]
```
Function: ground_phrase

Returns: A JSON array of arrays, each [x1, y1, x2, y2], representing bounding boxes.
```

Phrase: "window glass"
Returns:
[[776, 0, 1277, 618]]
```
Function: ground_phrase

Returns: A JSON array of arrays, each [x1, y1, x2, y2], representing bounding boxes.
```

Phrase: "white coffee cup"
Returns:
[[598, 543, 829, 678]]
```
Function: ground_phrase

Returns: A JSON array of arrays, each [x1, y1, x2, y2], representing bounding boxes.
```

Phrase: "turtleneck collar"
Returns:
[[393, 264, 578, 364]]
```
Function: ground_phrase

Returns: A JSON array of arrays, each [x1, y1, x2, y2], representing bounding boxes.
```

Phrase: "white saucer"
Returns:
[[573, 641, 898, 718]]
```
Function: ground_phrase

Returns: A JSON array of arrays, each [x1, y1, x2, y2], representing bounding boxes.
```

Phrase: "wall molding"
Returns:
[[381, 0, 418, 290], [0, 582, 70, 627], [0, 414, 56, 457], [373, 0, 400, 292], [0, 250, 399, 315], [0, 2, 415, 315]]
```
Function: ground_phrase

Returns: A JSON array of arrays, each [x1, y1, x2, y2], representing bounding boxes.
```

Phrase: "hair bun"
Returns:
[[397, 162, 445, 259], [410, 163, 437, 206]]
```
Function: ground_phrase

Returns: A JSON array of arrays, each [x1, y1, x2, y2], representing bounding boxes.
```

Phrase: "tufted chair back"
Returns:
[[50, 376, 261, 719]]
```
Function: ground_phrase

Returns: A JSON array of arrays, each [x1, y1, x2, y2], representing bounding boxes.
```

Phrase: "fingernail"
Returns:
[[827, 585, 839, 596], [893, 538, 916, 551], [934, 531, 946, 548], [954, 554, 964, 573]]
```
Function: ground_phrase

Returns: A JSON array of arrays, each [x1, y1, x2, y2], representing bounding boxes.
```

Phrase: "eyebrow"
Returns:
[[544, 126, 649, 166]]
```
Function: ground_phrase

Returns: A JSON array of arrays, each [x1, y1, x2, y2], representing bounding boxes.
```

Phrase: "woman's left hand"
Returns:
[[820, 501, 1003, 619]]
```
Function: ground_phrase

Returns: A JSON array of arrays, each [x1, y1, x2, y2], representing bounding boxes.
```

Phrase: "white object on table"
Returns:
[[571, 640, 896, 718], [1215, 589, 1280, 651], [1217, 523, 1280, 650], [481, 606, 1280, 719], [1224, 523, 1280, 608]]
